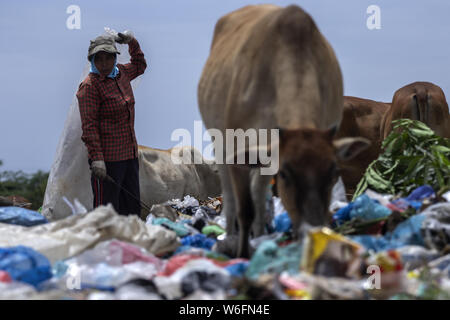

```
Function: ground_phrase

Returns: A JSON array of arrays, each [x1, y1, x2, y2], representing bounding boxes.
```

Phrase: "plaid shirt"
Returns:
[[77, 38, 147, 162]]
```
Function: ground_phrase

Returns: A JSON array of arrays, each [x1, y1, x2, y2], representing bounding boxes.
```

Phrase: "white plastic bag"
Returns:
[[42, 28, 142, 221]]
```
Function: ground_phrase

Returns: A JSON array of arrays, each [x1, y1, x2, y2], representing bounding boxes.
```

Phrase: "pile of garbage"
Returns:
[[1, 186, 450, 300]]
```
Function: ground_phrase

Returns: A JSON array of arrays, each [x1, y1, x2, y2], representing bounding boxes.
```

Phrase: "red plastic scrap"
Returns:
[[158, 254, 248, 277], [0, 271, 12, 283]]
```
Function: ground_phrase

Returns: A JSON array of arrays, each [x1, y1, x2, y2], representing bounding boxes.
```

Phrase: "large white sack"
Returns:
[[42, 30, 142, 221], [0, 205, 180, 264]]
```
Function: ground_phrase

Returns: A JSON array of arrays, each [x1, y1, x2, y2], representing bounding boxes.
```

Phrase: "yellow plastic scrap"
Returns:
[[301, 227, 363, 274], [285, 289, 311, 300]]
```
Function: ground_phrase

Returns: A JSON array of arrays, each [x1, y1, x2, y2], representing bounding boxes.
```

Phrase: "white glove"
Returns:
[[91, 160, 107, 180]]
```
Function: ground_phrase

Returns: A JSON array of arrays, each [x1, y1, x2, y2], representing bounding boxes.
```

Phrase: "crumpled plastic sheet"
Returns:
[[0, 207, 48, 227], [0, 205, 180, 264]]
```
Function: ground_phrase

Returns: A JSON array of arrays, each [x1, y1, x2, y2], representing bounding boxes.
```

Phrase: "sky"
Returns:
[[0, 0, 449, 172]]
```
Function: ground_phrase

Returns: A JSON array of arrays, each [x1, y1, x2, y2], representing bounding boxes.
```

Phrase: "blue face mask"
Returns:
[[90, 53, 119, 79]]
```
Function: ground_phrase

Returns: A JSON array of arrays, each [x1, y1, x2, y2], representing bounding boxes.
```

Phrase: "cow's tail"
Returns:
[[412, 86, 429, 124]]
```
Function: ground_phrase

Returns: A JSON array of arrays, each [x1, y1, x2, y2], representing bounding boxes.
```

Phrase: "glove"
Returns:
[[91, 160, 107, 181], [116, 30, 134, 44]]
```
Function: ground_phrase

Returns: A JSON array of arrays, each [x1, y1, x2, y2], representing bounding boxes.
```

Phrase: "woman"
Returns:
[[76, 32, 147, 216]]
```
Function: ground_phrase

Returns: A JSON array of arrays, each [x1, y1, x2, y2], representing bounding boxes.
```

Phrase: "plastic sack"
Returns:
[[42, 27, 143, 221], [0, 207, 48, 227], [0, 246, 53, 287]]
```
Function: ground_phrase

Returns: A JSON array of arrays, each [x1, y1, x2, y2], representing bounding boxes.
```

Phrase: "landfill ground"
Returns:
[[1, 185, 450, 300]]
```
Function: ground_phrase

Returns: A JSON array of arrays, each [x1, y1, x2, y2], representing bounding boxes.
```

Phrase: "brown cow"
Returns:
[[380, 82, 450, 139], [198, 5, 369, 257], [336, 97, 391, 196]]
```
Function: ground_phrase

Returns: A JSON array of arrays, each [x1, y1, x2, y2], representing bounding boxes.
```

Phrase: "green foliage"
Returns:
[[353, 119, 450, 200], [0, 162, 49, 210]]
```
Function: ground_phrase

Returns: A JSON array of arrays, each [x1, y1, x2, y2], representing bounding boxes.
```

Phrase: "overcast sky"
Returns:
[[1, 0, 449, 172]]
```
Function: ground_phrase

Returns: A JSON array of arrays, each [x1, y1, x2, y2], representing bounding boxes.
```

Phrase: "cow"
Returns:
[[380, 82, 450, 139], [335, 97, 391, 196], [198, 4, 369, 258], [138, 145, 221, 219]]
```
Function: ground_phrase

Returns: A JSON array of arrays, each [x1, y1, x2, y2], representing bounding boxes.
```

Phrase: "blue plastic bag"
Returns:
[[350, 213, 426, 252], [0, 246, 52, 287], [181, 234, 216, 250], [0, 207, 48, 227], [349, 194, 392, 221], [273, 212, 292, 233]]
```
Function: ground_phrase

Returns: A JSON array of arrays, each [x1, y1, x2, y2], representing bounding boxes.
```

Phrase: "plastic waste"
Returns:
[[62, 197, 88, 215], [420, 203, 450, 251], [273, 212, 292, 233], [0, 207, 48, 227], [349, 194, 392, 221], [202, 225, 225, 237], [0, 246, 52, 287], [442, 191, 450, 202], [0, 270, 12, 283], [151, 217, 190, 237], [250, 232, 285, 249], [396, 246, 440, 271], [350, 213, 426, 252], [246, 240, 303, 280], [114, 278, 162, 300], [225, 262, 249, 278], [301, 227, 364, 278], [154, 259, 231, 300], [180, 234, 216, 250], [59, 240, 165, 290], [181, 270, 230, 296]]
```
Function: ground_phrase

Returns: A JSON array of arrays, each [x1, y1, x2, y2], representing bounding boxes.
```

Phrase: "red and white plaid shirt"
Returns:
[[77, 38, 147, 162]]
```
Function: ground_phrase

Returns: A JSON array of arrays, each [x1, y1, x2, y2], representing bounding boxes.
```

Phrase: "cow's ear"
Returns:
[[333, 137, 370, 161]]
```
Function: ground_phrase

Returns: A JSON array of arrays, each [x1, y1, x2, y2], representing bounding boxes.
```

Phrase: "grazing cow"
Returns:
[[380, 82, 450, 139], [198, 5, 369, 257], [138, 145, 221, 218], [335, 97, 391, 196]]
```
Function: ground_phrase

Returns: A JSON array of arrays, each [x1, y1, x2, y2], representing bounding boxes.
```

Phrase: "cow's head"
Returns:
[[277, 128, 369, 237], [233, 127, 369, 238]]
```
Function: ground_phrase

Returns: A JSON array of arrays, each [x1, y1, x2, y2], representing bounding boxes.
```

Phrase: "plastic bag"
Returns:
[[301, 227, 364, 278], [0, 246, 53, 287], [42, 27, 143, 221], [0, 207, 48, 227]]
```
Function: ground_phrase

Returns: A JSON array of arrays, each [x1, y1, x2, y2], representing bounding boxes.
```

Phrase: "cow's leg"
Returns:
[[250, 169, 273, 238], [229, 166, 254, 258], [218, 163, 238, 235]]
